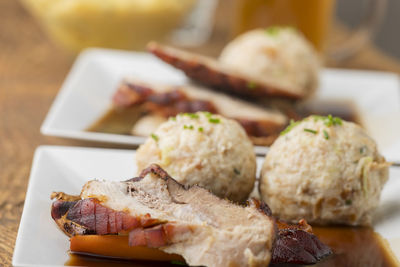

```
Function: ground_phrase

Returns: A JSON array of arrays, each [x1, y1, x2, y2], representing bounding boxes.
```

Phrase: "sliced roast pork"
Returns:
[[51, 165, 331, 266], [113, 80, 287, 145], [148, 42, 304, 100]]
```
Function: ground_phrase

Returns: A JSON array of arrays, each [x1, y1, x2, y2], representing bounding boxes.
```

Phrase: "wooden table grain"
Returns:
[[1, 0, 399, 266]]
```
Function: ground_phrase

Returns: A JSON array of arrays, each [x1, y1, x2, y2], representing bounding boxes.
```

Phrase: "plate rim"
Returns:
[[12, 145, 400, 266], [40, 48, 400, 156]]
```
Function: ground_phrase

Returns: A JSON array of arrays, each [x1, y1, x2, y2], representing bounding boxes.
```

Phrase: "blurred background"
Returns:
[[337, 0, 400, 60], [4, 0, 400, 59], [1, 1, 400, 265], [2, 0, 400, 66]]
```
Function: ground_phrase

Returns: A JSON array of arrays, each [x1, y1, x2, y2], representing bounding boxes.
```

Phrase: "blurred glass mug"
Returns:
[[20, 0, 218, 52], [233, 0, 387, 61]]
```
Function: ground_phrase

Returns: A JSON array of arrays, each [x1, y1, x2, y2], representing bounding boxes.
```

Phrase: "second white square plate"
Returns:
[[12, 146, 400, 266], [40, 48, 400, 161]]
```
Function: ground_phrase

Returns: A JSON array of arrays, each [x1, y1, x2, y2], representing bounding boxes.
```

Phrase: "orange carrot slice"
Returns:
[[70, 235, 184, 262]]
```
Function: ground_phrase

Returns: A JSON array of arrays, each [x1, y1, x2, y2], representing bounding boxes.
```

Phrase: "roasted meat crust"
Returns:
[[51, 164, 331, 265], [148, 42, 303, 100], [113, 82, 218, 116], [248, 198, 331, 264], [273, 229, 332, 264], [51, 164, 277, 266]]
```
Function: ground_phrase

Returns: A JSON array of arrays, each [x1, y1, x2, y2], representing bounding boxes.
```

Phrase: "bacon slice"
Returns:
[[148, 42, 304, 100]]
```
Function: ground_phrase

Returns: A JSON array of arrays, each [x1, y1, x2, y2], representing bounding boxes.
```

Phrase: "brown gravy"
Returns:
[[65, 227, 398, 267], [312, 227, 398, 267], [87, 106, 144, 135], [65, 254, 179, 267]]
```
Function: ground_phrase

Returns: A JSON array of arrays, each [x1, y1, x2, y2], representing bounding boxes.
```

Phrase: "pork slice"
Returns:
[[148, 42, 303, 100], [116, 80, 287, 125], [113, 80, 287, 145], [79, 164, 276, 267], [51, 165, 332, 266]]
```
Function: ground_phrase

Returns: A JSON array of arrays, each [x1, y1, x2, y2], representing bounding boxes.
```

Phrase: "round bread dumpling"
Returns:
[[219, 27, 320, 98], [260, 115, 390, 226], [136, 112, 257, 202]]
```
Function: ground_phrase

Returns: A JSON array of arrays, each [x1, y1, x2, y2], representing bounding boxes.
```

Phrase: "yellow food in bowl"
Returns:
[[21, 0, 196, 51]]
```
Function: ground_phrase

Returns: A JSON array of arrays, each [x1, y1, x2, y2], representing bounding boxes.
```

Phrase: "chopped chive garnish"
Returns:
[[345, 199, 352, 205], [151, 133, 159, 142], [312, 115, 343, 127], [183, 113, 199, 119], [198, 127, 204, 132], [209, 118, 220, 124], [183, 125, 194, 130], [359, 146, 367, 154], [203, 112, 212, 118], [333, 117, 343, 125], [325, 115, 333, 126], [282, 115, 343, 136], [304, 128, 317, 134], [265, 26, 280, 36], [247, 81, 256, 89], [323, 130, 329, 140], [233, 168, 241, 175], [280, 119, 300, 135]]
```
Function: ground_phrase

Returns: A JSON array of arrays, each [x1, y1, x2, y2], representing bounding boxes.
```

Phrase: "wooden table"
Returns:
[[1, 0, 400, 265]]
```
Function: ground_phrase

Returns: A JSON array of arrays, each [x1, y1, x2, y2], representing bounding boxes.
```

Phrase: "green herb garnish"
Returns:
[[151, 133, 159, 142], [247, 81, 257, 89], [313, 115, 342, 127], [265, 26, 280, 36], [203, 112, 212, 118], [323, 130, 329, 140], [198, 127, 204, 132], [183, 125, 194, 130], [345, 199, 352, 205], [280, 119, 300, 136], [359, 146, 367, 154], [209, 118, 220, 124], [281, 115, 343, 136], [183, 113, 199, 119], [170, 116, 177, 121], [304, 128, 317, 134], [233, 168, 241, 175]]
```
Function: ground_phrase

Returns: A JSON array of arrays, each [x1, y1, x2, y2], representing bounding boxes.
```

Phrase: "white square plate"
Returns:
[[40, 48, 400, 161], [12, 146, 400, 266]]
